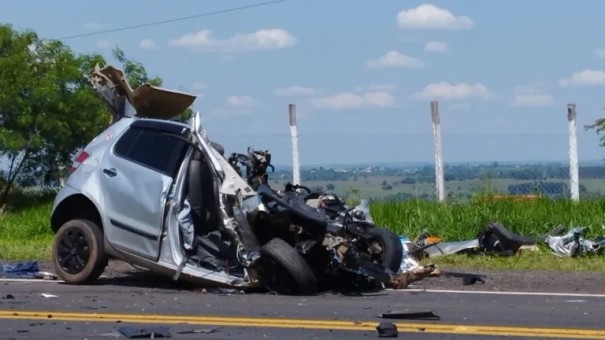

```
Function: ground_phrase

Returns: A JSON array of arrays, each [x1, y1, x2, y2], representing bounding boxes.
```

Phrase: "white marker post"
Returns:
[[431, 101, 445, 202], [567, 104, 579, 202], [289, 104, 301, 185]]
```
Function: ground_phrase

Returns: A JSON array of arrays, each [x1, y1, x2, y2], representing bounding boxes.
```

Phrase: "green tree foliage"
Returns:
[[0, 25, 191, 207], [0, 24, 109, 206]]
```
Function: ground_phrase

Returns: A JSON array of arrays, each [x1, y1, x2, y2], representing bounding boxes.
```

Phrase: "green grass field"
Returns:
[[1, 189, 604, 271], [0, 202, 53, 260]]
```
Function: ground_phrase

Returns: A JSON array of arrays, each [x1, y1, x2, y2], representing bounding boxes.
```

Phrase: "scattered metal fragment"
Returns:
[[118, 326, 171, 338], [177, 327, 219, 334], [376, 322, 398, 338], [378, 311, 440, 321], [41, 293, 58, 298]]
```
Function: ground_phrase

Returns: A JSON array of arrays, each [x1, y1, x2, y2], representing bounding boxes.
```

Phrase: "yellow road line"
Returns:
[[0, 310, 604, 339]]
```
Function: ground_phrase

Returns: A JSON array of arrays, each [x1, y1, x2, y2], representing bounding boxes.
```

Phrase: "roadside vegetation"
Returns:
[[2, 189, 605, 272], [371, 196, 605, 241]]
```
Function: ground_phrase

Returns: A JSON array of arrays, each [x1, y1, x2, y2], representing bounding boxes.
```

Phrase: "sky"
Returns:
[[2, 0, 605, 166]]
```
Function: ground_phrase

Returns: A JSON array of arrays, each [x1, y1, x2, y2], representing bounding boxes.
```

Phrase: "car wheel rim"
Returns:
[[57, 228, 91, 275]]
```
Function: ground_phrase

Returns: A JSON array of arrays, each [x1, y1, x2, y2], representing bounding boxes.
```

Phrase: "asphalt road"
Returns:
[[1, 274, 605, 340]]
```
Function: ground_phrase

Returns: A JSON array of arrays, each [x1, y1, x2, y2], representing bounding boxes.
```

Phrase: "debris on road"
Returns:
[[378, 311, 440, 320], [117, 325, 171, 338], [0, 261, 39, 278], [545, 227, 605, 257], [177, 327, 220, 334], [2, 294, 14, 299], [41, 293, 58, 298], [387, 264, 439, 289], [376, 322, 398, 338]]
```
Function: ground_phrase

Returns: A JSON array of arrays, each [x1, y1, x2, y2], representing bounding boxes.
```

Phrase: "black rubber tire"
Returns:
[[367, 227, 403, 273], [52, 219, 107, 284], [259, 238, 318, 295]]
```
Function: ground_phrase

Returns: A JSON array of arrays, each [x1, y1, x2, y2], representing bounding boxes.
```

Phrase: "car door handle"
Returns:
[[103, 168, 117, 177]]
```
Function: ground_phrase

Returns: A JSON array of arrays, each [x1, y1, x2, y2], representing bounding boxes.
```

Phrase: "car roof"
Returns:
[[129, 118, 191, 136]]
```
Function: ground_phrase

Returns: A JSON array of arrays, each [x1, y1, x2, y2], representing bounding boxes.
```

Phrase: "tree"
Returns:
[[585, 110, 605, 146], [0, 24, 109, 207], [0, 25, 190, 208]]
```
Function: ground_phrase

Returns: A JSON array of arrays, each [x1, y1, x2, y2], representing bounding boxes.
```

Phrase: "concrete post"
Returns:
[[289, 104, 300, 185], [567, 104, 579, 201], [431, 101, 445, 202]]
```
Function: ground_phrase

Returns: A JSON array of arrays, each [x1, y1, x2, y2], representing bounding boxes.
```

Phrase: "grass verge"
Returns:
[[370, 197, 605, 241], [0, 202, 53, 260], [1, 195, 605, 273], [424, 250, 605, 272]]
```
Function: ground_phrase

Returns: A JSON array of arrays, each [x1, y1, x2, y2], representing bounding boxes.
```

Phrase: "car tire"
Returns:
[[367, 227, 403, 273], [52, 219, 107, 284], [259, 238, 318, 295]]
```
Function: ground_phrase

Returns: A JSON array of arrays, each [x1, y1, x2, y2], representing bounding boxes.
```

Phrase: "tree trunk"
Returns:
[[0, 150, 30, 208]]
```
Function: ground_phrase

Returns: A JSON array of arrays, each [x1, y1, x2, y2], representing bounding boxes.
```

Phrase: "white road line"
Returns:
[[0, 278, 62, 283], [391, 288, 605, 298]]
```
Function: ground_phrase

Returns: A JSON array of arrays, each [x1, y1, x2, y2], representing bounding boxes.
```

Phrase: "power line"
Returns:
[[56, 0, 288, 40]]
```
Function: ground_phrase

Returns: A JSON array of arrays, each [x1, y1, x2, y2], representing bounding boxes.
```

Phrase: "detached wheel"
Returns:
[[367, 227, 403, 272], [258, 238, 317, 295], [52, 219, 107, 284]]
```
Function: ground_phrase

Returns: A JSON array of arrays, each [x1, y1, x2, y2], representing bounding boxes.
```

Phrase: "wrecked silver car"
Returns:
[[49, 65, 402, 295]]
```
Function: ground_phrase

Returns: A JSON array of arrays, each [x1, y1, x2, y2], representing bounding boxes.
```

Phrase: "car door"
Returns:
[[99, 122, 188, 261]]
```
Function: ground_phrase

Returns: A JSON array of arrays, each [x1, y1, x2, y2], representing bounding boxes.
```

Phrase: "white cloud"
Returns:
[[95, 40, 112, 50], [84, 22, 112, 30], [413, 82, 490, 101], [397, 4, 473, 30], [274, 86, 316, 97], [169, 29, 296, 53], [559, 69, 605, 86], [312, 91, 393, 110], [225, 95, 257, 108], [594, 48, 605, 58], [367, 51, 424, 70], [139, 39, 158, 50], [425, 41, 449, 53], [510, 86, 555, 107]]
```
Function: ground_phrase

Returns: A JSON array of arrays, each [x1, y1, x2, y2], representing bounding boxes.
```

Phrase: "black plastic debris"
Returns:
[[3, 294, 14, 299], [378, 311, 440, 321], [442, 271, 487, 285], [462, 275, 485, 286], [376, 322, 398, 338], [177, 327, 219, 334], [118, 326, 171, 338]]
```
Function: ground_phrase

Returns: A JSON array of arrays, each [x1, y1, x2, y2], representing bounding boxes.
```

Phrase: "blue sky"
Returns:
[[3, 0, 605, 166]]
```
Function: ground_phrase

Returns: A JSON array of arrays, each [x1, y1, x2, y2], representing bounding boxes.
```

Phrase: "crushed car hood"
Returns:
[[90, 64, 197, 120]]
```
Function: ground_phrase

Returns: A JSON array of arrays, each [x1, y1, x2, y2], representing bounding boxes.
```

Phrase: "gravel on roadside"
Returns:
[[29, 260, 605, 295]]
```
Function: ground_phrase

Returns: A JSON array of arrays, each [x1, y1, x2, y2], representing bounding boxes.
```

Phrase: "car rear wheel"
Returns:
[[52, 219, 107, 284], [258, 238, 318, 295]]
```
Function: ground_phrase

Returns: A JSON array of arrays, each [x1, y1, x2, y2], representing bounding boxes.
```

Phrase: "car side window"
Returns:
[[114, 126, 187, 177]]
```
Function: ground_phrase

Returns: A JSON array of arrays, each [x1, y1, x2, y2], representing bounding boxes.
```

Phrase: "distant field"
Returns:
[[271, 177, 605, 201]]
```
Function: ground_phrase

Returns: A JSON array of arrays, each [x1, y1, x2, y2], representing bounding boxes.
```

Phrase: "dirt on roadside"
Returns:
[[33, 260, 605, 295]]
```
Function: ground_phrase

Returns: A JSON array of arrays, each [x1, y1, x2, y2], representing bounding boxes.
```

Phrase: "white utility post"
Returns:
[[289, 104, 301, 185], [567, 103, 579, 202], [431, 101, 445, 202]]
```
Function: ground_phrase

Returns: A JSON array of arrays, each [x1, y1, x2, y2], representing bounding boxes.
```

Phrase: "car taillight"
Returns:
[[69, 151, 90, 174]]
